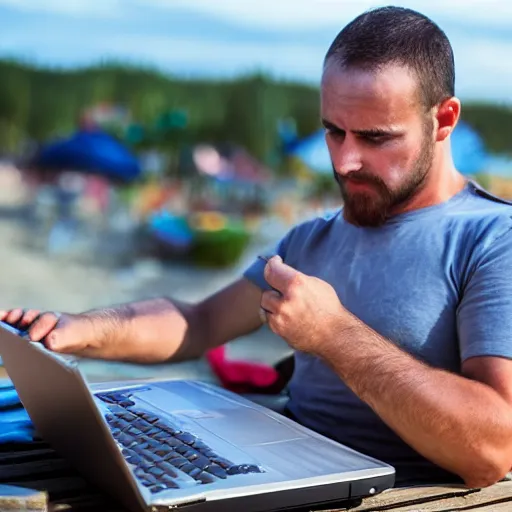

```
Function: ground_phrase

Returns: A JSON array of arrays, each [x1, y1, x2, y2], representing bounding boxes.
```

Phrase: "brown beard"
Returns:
[[334, 119, 434, 227]]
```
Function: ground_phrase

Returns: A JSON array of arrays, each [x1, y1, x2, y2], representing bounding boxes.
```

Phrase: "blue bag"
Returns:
[[0, 378, 35, 443]]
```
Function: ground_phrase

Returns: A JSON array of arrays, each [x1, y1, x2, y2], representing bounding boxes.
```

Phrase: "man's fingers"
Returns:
[[18, 309, 42, 328], [264, 256, 301, 294], [27, 312, 60, 342], [261, 290, 282, 314], [4, 309, 24, 326]]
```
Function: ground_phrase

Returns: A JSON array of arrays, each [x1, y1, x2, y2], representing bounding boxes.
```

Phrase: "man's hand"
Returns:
[[261, 256, 354, 354], [0, 308, 104, 354]]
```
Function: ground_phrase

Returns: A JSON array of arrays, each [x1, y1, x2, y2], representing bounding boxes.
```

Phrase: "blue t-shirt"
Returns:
[[244, 181, 512, 485]]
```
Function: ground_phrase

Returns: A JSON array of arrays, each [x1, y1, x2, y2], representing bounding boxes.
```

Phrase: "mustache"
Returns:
[[332, 166, 385, 188]]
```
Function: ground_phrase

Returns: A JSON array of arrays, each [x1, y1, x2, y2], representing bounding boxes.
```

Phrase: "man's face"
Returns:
[[321, 62, 435, 227]]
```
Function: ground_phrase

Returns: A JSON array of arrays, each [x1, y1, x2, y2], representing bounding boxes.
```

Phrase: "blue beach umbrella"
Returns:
[[34, 130, 142, 182]]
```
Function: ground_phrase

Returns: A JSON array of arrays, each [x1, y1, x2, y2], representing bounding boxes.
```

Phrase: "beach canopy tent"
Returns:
[[286, 120, 489, 176], [450, 121, 489, 176], [32, 130, 142, 183]]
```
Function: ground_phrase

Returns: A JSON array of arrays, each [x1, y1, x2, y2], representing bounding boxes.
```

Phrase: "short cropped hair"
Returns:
[[324, 6, 455, 109]]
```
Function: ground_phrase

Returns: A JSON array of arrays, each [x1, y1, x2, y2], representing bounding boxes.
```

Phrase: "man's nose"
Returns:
[[330, 138, 363, 177]]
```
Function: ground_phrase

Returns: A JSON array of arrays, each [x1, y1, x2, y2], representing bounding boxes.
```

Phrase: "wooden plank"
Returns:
[[332, 482, 512, 511], [0, 484, 47, 511]]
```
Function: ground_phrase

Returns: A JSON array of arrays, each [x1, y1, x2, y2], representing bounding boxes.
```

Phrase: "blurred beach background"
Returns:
[[0, 0, 510, 384]]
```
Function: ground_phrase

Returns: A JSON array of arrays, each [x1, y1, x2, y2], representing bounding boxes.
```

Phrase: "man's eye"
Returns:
[[327, 129, 344, 139], [364, 135, 387, 145]]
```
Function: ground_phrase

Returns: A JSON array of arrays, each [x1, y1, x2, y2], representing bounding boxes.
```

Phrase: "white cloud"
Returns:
[[1, 0, 511, 29], [453, 35, 512, 101], [0, 0, 120, 17], [145, 0, 512, 30], [85, 33, 326, 80]]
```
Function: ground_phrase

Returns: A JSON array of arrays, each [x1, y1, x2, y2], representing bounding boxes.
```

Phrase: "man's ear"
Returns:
[[434, 97, 461, 142]]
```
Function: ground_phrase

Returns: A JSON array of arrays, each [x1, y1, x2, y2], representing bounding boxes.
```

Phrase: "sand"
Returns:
[[0, 167, 292, 383]]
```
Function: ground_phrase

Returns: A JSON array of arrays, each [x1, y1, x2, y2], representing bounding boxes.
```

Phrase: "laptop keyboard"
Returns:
[[97, 390, 263, 494]]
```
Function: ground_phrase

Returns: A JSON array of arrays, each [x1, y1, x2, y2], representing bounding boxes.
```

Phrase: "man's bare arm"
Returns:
[[320, 318, 512, 488], [0, 278, 264, 363]]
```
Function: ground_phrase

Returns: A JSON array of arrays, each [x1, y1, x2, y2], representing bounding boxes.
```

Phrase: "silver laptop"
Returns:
[[0, 322, 394, 512]]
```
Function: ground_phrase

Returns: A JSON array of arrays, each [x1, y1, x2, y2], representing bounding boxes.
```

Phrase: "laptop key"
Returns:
[[180, 462, 199, 476], [191, 455, 210, 470], [117, 411, 137, 422], [227, 464, 262, 475], [142, 451, 160, 463], [211, 456, 232, 469], [145, 427, 161, 437], [197, 471, 217, 484], [176, 445, 190, 456], [165, 438, 182, 449], [149, 484, 166, 494], [154, 431, 169, 442], [156, 461, 179, 478], [132, 443, 149, 454], [191, 440, 209, 452], [202, 449, 218, 459], [182, 449, 202, 463], [125, 426, 141, 436], [132, 419, 151, 432], [175, 432, 196, 445], [126, 453, 143, 466], [155, 447, 172, 458], [147, 466, 165, 478], [115, 419, 130, 431], [106, 393, 135, 407], [188, 466, 203, 479], [141, 412, 160, 424], [97, 394, 112, 403], [163, 451, 182, 462], [117, 433, 134, 446], [157, 422, 181, 435], [145, 438, 161, 449], [186, 451, 200, 462], [160, 474, 180, 488], [206, 464, 227, 479], [170, 456, 190, 470]]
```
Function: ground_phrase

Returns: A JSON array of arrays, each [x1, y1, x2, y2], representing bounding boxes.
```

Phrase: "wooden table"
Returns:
[[0, 440, 511, 511]]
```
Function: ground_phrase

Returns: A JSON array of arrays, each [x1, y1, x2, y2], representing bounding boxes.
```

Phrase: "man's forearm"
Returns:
[[78, 297, 207, 363], [319, 317, 512, 487]]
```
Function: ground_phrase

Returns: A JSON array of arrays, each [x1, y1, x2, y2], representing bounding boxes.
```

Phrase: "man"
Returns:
[[2, 6, 512, 488]]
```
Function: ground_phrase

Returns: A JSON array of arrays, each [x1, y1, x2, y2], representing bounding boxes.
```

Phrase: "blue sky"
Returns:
[[1, 0, 511, 103]]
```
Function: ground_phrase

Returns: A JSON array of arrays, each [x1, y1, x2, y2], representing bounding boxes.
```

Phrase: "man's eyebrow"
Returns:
[[321, 119, 403, 137], [353, 128, 402, 137]]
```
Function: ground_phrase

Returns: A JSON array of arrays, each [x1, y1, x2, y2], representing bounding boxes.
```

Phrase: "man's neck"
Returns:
[[391, 161, 466, 217]]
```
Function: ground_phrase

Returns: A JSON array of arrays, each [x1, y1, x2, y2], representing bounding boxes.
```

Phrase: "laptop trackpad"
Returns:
[[136, 381, 306, 446], [196, 408, 306, 446]]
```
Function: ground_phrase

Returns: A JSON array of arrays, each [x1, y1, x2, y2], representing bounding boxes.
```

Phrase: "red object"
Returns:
[[206, 346, 284, 394]]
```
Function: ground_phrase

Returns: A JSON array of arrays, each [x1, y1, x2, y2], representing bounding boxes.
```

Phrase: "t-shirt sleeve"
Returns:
[[243, 228, 296, 291], [457, 225, 512, 362]]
